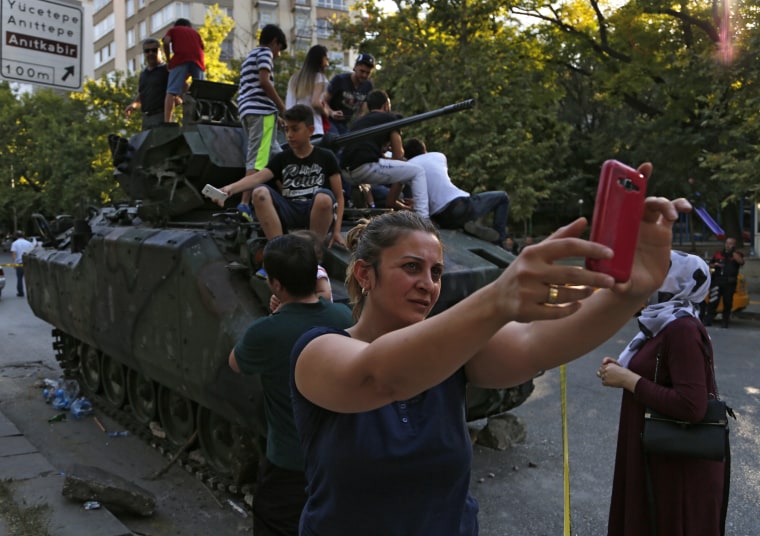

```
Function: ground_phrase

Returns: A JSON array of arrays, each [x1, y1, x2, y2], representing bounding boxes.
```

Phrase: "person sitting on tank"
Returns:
[[400, 137, 510, 244], [228, 233, 353, 536], [340, 90, 429, 218], [217, 104, 346, 249]]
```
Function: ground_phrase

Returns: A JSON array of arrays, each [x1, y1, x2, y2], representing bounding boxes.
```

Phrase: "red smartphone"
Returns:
[[585, 160, 648, 282]]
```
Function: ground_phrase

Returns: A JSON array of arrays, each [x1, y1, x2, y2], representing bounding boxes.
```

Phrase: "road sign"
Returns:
[[0, 0, 83, 90]]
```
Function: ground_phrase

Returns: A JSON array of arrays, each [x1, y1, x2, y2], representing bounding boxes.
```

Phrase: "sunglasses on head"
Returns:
[[144, 48, 158, 53]]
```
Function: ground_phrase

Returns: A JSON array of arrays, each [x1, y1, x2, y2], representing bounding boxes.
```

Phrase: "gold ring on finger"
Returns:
[[547, 284, 560, 305]]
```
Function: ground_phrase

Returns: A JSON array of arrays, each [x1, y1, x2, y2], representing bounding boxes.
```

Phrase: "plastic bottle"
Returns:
[[52, 380, 80, 410], [70, 398, 93, 420], [52, 388, 70, 410], [42, 378, 61, 403]]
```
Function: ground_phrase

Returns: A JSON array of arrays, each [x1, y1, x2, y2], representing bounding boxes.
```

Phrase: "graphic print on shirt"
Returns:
[[281, 163, 326, 200]]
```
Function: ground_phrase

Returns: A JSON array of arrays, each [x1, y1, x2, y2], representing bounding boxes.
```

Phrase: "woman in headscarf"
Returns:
[[599, 250, 728, 536]]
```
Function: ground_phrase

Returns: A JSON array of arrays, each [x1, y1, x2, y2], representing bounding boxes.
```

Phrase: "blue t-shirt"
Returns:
[[290, 326, 479, 535]]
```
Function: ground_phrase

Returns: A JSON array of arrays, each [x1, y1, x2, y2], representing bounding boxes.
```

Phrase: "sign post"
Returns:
[[0, 0, 83, 90]]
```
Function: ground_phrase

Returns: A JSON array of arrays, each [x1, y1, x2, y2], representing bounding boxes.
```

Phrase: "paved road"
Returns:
[[471, 312, 760, 536], [2, 250, 759, 535]]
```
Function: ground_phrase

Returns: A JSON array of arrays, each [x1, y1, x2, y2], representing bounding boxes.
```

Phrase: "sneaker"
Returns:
[[463, 221, 499, 243], [255, 268, 268, 279], [237, 203, 253, 222]]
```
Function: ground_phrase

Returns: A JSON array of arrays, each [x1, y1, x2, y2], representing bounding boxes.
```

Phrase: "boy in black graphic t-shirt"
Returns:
[[218, 104, 345, 248]]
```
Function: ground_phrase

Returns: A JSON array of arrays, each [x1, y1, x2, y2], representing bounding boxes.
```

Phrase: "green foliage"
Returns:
[[199, 4, 236, 83], [331, 0, 571, 222], [2, 0, 759, 238]]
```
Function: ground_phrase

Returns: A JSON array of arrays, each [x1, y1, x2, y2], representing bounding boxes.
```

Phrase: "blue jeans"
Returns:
[[15, 266, 24, 295], [469, 191, 510, 243], [434, 191, 510, 243]]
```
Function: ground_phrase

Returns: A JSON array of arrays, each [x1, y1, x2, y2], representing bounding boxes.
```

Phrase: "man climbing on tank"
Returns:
[[227, 233, 352, 536], [402, 137, 510, 244]]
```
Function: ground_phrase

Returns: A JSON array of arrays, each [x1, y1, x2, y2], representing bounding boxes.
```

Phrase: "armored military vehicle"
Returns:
[[23, 81, 532, 489]]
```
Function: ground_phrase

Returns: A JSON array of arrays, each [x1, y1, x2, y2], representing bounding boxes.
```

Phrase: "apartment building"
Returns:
[[90, 0, 355, 80]]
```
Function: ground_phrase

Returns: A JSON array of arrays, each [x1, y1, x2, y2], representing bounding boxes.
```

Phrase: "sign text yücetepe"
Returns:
[[4, 0, 79, 39]]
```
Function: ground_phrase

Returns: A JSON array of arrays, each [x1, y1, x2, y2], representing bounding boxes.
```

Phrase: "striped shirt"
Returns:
[[238, 46, 278, 118]]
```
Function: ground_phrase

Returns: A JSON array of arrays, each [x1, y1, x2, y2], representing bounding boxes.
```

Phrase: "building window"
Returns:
[[139, 0, 145, 8], [151, 3, 191, 33], [317, 18, 332, 38], [128, 58, 136, 73], [94, 0, 110, 13], [127, 29, 135, 48], [139, 21, 147, 40], [328, 50, 343, 67], [94, 13, 115, 40], [95, 42, 114, 68], [259, 9, 276, 26], [126, 0, 134, 18], [317, 0, 346, 10]]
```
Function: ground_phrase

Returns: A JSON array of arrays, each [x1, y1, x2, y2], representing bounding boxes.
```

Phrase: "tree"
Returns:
[[511, 0, 758, 238], [330, 0, 572, 223], [198, 4, 236, 83]]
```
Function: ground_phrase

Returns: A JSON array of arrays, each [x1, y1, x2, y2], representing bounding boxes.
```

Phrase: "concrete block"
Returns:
[[62, 464, 156, 517]]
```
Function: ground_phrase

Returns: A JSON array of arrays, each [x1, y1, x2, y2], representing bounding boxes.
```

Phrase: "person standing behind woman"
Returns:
[[286, 45, 329, 138], [598, 250, 728, 536], [162, 18, 205, 122], [289, 185, 689, 535]]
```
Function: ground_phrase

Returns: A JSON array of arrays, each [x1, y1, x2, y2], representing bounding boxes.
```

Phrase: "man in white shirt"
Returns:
[[10, 231, 35, 297], [400, 138, 510, 244]]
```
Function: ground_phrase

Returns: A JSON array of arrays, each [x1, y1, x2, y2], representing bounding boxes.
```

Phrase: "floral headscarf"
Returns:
[[617, 250, 710, 368]]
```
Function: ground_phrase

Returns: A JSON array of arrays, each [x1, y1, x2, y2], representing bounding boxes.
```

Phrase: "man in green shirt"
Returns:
[[229, 234, 352, 536]]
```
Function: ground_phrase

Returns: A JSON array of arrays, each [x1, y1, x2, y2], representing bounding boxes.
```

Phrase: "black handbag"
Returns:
[[642, 398, 730, 461], [641, 319, 735, 461]]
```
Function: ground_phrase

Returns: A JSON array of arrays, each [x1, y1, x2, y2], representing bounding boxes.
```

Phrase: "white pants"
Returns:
[[344, 159, 429, 217]]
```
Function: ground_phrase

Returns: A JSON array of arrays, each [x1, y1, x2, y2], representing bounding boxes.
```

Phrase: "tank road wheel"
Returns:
[[78, 345, 102, 396], [101, 355, 127, 409], [197, 407, 235, 476], [127, 370, 157, 425], [157, 386, 196, 448]]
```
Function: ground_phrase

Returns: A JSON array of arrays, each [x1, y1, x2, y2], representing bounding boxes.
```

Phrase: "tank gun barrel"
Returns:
[[319, 99, 475, 150]]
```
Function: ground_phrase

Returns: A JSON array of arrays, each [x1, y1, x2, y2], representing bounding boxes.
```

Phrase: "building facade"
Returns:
[[89, 0, 355, 80]]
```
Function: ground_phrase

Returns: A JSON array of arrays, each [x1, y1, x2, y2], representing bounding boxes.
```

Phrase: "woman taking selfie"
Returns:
[[290, 171, 689, 534]]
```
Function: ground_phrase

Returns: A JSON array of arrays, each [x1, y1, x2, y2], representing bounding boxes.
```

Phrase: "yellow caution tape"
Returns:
[[0, 263, 22, 268], [561, 364, 572, 536]]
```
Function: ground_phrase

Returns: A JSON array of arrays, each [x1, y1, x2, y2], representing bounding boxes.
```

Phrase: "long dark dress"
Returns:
[[607, 317, 727, 536]]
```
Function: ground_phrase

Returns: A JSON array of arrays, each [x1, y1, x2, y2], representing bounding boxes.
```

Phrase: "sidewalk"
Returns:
[[0, 412, 133, 536]]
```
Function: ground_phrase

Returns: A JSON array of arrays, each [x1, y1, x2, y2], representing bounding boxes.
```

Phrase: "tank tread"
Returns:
[[49, 330, 255, 514]]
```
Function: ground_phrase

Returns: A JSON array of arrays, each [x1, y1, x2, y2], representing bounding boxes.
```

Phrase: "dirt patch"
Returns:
[[0, 481, 50, 536]]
